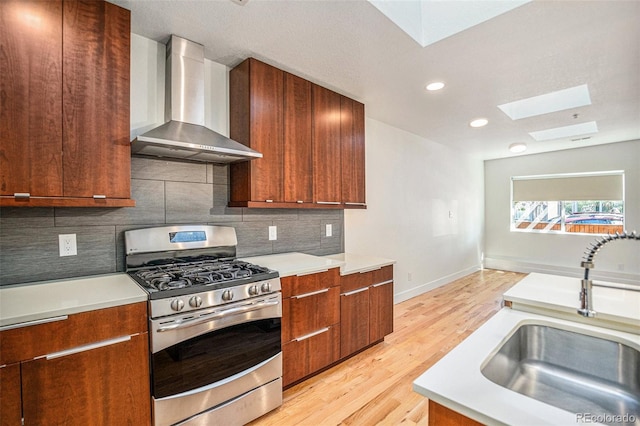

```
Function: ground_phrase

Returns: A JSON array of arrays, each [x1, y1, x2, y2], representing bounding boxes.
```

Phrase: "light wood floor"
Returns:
[[250, 268, 527, 426]]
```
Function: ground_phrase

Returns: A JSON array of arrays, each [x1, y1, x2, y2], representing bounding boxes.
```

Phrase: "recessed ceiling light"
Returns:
[[509, 143, 527, 153], [469, 118, 488, 128], [426, 82, 445, 91]]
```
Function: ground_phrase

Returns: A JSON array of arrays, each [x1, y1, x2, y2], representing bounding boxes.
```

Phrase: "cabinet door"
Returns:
[[282, 325, 340, 387], [230, 58, 284, 203], [22, 333, 151, 426], [340, 287, 370, 358], [343, 100, 366, 206], [283, 72, 313, 203], [0, 363, 22, 426], [282, 287, 340, 342], [370, 280, 394, 342], [312, 85, 342, 204], [62, 0, 131, 199], [0, 0, 63, 197]]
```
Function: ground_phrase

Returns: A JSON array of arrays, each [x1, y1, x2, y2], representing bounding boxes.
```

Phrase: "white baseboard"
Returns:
[[484, 257, 640, 285], [394, 264, 481, 304]]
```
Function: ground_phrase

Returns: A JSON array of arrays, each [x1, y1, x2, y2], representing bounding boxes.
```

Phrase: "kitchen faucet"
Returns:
[[578, 230, 639, 317]]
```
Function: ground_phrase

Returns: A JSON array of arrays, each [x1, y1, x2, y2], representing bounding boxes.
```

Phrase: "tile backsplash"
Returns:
[[0, 156, 344, 286]]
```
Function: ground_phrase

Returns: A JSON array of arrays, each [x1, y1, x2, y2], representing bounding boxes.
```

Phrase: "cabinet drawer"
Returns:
[[0, 363, 21, 426], [282, 324, 340, 387], [340, 270, 372, 293], [281, 268, 340, 298], [0, 302, 147, 364], [282, 287, 340, 341], [372, 265, 393, 284]]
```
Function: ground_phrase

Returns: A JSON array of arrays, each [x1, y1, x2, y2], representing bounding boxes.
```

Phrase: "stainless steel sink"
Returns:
[[481, 324, 640, 425]]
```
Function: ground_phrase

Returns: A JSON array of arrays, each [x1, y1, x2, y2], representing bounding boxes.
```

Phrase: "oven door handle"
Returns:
[[156, 299, 279, 333]]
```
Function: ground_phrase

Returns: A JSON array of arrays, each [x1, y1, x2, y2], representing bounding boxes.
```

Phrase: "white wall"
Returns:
[[484, 140, 640, 284], [345, 119, 485, 303]]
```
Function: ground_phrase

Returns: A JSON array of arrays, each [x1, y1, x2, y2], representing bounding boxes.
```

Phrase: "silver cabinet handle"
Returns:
[[265, 199, 274, 203], [93, 195, 106, 199], [296, 200, 304, 204], [292, 288, 329, 299], [0, 315, 68, 331], [358, 267, 382, 274], [344, 202, 366, 206], [316, 201, 341, 205], [372, 280, 393, 288], [14, 193, 30, 199], [296, 269, 329, 277], [295, 327, 329, 342], [342, 287, 369, 296], [44, 335, 132, 360]]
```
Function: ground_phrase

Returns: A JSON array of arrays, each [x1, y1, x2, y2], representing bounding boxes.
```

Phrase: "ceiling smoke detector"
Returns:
[[230, 0, 249, 5]]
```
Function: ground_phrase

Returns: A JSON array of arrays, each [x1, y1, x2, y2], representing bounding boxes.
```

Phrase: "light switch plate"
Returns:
[[268, 226, 277, 241], [325, 224, 333, 237]]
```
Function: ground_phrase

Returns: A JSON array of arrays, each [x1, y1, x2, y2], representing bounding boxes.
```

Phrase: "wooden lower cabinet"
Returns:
[[428, 400, 484, 426], [340, 265, 394, 359], [0, 363, 21, 426], [0, 302, 151, 425], [282, 325, 340, 387]]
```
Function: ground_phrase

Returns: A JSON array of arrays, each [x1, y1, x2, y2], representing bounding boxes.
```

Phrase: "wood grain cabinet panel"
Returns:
[[281, 268, 340, 298], [0, 0, 63, 198], [0, 363, 22, 426], [283, 72, 313, 204], [230, 58, 285, 204], [340, 265, 394, 359], [428, 400, 484, 426], [282, 325, 340, 387], [22, 333, 151, 426], [341, 99, 366, 207], [0, 0, 133, 207], [312, 85, 342, 204], [282, 286, 340, 342]]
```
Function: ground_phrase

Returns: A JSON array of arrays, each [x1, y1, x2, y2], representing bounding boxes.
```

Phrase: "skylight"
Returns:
[[368, 0, 531, 47], [528, 121, 598, 141], [498, 84, 592, 120]]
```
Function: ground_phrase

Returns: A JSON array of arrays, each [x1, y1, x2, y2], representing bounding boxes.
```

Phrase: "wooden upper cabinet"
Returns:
[[0, 0, 64, 197], [0, 0, 134, 207], [312, 85, 342, 204], [62, 0, 131, 200], [283, 72, 313, 204], [342, 99, 366, 207], [230, 58, 285, 204]]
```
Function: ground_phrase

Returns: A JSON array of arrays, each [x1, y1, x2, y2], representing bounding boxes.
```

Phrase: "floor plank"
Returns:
[[251, 269, 527, 426]]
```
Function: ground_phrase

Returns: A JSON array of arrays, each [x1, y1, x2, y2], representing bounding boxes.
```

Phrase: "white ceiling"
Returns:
[[113, 0, 640, 160]]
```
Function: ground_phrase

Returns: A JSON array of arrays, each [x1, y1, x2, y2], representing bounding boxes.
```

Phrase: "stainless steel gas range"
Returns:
[[125, 225, 282, 426]]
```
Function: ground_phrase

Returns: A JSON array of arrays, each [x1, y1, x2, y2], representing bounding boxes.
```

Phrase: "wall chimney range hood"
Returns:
[[131, 35, 262, 163]]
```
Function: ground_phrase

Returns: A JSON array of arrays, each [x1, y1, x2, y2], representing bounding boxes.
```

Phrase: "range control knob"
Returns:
[[248, 285, 259, 296], [261, 282, 271, 293], [189, 296, 203, 308], [222, 290, 234, 302], [170, 299, 185, 311]]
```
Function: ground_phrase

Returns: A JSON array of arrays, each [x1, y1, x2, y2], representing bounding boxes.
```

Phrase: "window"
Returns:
[[511, 171, 624, 235]]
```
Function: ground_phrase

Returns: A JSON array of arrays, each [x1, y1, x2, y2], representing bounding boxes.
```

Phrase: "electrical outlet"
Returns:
[[325, 224, 332, 237], [268, 226, 277, 241], [59, 234, 77, 257]]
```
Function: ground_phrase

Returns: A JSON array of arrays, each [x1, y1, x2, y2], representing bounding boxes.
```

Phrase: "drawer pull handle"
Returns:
[[342, 287, 369, 296], [293, 288, 329, 299], [296, 200, 304, 204], [0, 315, 68, 331], [295, 327, 330, 342], [344, 202, 366, 206], [358, 267, 382, 274], [372, 280, 393, 288], [44, 335, 131, 360], [296, 269, 329, 277], [14, 193, 30, 199], [316, 201, 341, 205], [265, 199, 274, 203], [93, 195, 107, 199]]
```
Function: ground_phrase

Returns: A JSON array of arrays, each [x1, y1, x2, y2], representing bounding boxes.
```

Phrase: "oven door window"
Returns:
[[152, 318, 281, 398]]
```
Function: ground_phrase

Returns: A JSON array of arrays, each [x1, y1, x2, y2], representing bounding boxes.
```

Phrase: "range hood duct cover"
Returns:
[[132, 35, 261, 163]]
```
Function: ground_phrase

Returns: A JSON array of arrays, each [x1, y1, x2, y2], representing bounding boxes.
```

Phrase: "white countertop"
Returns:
[[503, 273, 640, 333], [413, 308, 640, 426], [0, 274, 147, 328], [239, 252, 344, 277], [323, 253, 395, 275]]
